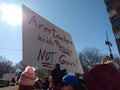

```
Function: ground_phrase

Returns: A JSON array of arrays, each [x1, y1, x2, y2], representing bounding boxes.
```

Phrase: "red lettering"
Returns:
[[37, 49, 46, 61], [44, 27, 51, 34], [29, 15, 37, 27], [59, 55, 65, 64], [45, 52, 50, 61], [59, 54, 76, 67], [39, 24, 43, 30], [37, 48, 56, 62]]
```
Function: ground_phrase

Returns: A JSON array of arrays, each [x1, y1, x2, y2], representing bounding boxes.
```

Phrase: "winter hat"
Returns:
[[19, 66, 35, 85], [24, 66, 35, 73], [62, 74, 80, 88]]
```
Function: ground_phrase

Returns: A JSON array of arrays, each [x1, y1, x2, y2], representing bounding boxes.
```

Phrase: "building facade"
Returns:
[[104, 0, 120, 55]]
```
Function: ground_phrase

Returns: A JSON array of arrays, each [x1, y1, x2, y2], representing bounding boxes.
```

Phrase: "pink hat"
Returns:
[[19, 66, 35, 85]]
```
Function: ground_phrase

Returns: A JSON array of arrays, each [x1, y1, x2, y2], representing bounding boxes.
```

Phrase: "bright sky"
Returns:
[[0, 0, 119, 64]]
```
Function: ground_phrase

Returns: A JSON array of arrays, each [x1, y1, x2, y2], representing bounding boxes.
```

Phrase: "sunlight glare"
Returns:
[[0, 3, 22, 25]]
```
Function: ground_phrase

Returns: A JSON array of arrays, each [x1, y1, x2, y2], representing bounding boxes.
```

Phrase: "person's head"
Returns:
[[55, 63, 60, 70], [62, 74, 80, 90]]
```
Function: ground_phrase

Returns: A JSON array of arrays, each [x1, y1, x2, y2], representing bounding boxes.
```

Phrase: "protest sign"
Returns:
[[22, 4, 83, 74]]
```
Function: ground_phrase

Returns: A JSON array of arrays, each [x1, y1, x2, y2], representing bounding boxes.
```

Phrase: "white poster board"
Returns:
[[22, 4, 83, 74]]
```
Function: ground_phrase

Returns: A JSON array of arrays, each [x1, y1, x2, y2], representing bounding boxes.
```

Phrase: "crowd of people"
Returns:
[[16, 64, 87, 90], [9, 60, 120, 90]]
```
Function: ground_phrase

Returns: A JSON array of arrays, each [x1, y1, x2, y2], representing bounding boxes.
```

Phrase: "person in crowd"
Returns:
[[34, 77, 42, 90], [62, 74, 87, 90], [42, 77, 50, 90], [18, 66, 36, 90], [83, 63, 120, 90], [51, 63, 67, 90], [17, 72, 22, 82], [48, 76, 53, 90], [10, 77, 16, 86]]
